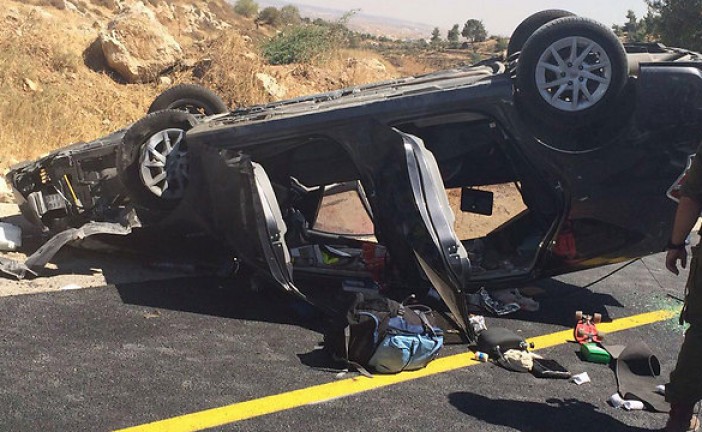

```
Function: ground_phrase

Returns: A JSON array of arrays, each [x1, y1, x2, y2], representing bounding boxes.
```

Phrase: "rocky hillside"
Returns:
[[0, 0, 400, 170]]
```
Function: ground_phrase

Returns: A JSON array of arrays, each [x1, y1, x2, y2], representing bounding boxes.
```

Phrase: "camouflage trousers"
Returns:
[[667, 245, 702, 405]]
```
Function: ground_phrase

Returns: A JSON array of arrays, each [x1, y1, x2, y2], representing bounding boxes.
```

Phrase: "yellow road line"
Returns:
[[115, 309, 677, 432]]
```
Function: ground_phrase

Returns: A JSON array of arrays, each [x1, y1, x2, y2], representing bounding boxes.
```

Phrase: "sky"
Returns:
[[284, 0, 650, 36]]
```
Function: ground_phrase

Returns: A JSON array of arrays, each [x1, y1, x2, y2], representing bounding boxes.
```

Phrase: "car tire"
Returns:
[[147, 83, 228, 115], [117, 110, 198, 212], [515, 16, 628, 128], [507, 10, 576, 58]]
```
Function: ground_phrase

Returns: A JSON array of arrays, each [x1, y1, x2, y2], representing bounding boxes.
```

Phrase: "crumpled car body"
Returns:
[[7, 40, 702, 334]]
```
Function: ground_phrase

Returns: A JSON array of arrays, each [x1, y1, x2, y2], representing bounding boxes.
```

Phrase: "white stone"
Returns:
[[99, 1, 182, 83], [256, 72, 287, 99]]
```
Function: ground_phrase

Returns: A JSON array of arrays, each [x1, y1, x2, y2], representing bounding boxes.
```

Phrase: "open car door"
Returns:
[[203, 151, 303, 298], [370, 129, 472, 332]]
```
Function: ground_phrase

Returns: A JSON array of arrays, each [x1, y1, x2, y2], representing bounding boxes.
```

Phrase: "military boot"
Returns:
[[663, 403, 700, 432]]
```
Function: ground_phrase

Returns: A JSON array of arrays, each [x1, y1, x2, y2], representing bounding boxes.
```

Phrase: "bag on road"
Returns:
[[326, 293, 444, 375]]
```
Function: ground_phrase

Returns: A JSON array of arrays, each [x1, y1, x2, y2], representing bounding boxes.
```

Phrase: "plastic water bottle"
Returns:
[[474, 351, 489, 362]]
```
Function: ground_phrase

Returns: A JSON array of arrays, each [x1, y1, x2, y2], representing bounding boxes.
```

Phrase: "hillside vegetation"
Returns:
[[0, 0, 410, 170]]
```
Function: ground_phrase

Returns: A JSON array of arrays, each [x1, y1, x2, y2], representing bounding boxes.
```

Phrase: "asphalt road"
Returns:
[[0, 252, 689, 432]]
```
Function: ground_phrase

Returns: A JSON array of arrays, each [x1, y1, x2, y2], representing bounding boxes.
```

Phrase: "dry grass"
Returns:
[[0, 9, 153, 168], [179, 32, 270, 107], [0, 0, 403, 171]]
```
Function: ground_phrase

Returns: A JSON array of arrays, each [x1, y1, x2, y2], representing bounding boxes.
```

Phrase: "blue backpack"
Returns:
[[328, 293, 444, 375]]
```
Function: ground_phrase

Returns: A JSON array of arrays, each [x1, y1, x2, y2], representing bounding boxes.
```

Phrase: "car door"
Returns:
[[203, 151, 303, 298], [369, 129, 472, 330]]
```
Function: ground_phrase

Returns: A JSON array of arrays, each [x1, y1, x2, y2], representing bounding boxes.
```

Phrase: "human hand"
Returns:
[[666, 248, 688, 275]]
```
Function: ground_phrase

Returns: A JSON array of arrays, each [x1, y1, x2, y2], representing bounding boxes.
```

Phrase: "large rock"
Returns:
[[256, 73, 287, 100], [98, 2, 182, 83]]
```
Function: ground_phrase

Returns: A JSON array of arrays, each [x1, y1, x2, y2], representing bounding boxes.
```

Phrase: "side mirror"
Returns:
[[460, 188, 493, 216]]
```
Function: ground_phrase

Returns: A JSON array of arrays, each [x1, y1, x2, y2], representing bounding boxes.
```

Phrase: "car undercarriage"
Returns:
[[5, 13, 702, 338]]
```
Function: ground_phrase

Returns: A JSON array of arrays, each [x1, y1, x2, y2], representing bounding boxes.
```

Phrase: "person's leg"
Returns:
[[667, 325, 702, 406], [665, 246, 702, 432], [664, 246, 702, 432], [665, 325, 702, 431]]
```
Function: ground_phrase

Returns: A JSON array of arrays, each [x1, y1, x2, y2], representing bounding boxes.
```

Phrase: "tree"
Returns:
[[625, 9, 638, 34], [646, 0, 702, 51], [613, 9, 657, 43], [280, 5, 302, 25], [624, 9, 648, 42], [430, 27, 442, 46], [258, 6, 282, 27], [462, 19, 487, 43], [233, 0, 258, 18], [447, 24, 460, 47]]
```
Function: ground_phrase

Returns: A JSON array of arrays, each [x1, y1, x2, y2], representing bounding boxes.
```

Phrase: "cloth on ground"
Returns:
[[497, 349, 542, 373], [601, 344, 627, 360], [616, 341, 669, 413]]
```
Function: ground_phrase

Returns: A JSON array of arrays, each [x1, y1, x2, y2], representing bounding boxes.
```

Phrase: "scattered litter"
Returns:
[[492, 288, 540, 312], [580, 342, 612, 364], [609, 393, 646, 411], [143, 311, 161, 319], [468, 314, 487, 335], [478, 288, 520, 316], [335, 369, 349, 379], [531, 358, 571, 379], [574, 311, 604, 344], [474, 351, 489, 362], [60, 284, 82, 291], [0, 222, 21, 251], [572, 372, 591, 385], [0, 213, 141, 280], [609, 393, 625, 408], [497, 349, 542, 373], [655, 384, 666, 396], [623, 400, 645, 411]]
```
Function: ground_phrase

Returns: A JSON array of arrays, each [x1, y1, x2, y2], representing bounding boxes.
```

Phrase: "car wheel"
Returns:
[[147, 83, 228, 116], [507, 10, 575, 58], [117, 110, 198, 211], [515, 16, 628, 127]]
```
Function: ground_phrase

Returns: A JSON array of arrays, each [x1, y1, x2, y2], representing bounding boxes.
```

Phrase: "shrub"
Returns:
[[494, 36, 509, 52], [262, 24, 339, 65], [233, 0, 258, 18], [257, 6, 282, 27], [280, 5, 301, 25]]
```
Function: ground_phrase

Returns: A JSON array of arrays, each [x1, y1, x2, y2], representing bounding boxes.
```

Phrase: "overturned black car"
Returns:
[[7, 12, 702, 336]]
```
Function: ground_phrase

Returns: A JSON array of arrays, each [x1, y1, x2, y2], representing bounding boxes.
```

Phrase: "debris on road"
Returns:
[[572, 372, 591, 385], [0, 222, 21, 251], [0, 210, 141, 280]]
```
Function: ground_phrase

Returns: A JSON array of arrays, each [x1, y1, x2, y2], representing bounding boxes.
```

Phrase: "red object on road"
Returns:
[[574, 311, 603, 344]]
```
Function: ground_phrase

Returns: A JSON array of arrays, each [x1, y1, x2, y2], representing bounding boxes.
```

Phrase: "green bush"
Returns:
[[280, 5, 302, 25], [233, 0, 258, 18], [258, 6, 282, 27], [494, 36, 509, 52], [262, 25, 338, 65]]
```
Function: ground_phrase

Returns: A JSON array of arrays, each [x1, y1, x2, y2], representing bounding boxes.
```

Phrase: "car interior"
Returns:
[[241, 111, 562, 297]]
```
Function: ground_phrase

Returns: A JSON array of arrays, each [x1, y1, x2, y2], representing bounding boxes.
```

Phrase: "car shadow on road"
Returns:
[[115, 275, 327, 332], [449, 391, 652, 431]]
